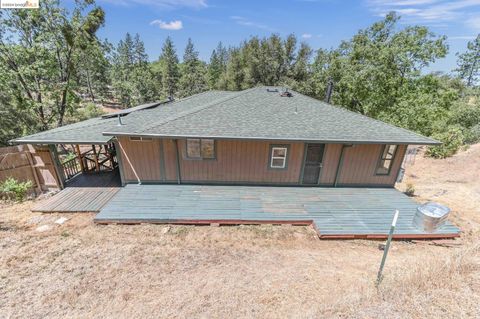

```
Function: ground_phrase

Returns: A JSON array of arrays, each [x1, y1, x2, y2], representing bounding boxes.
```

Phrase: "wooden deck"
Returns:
[[32, 170, 121, 213], [65, 169, 121, 188], [94, 185, 460, 239], [33, 187, 120, 212]]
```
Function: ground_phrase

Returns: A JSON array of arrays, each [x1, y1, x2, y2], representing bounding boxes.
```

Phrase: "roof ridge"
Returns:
[[134, 87, 256, 134], [169, 89, 228, 104], [290, 88, 439, 144]]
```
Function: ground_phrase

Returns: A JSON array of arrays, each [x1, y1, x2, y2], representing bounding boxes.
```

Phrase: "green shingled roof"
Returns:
[[12, 87, 439, 145], [11, 116, 117, 144], [104, 87, 439, 145]]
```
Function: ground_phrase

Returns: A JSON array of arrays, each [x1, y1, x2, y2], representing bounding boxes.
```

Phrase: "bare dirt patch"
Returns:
[[1, 145, 480, 318]]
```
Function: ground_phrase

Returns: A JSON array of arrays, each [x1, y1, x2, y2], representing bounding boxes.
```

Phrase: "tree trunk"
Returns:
[[86, 68, 96, 103]]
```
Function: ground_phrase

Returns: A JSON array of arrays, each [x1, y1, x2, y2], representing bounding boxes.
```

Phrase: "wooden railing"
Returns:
[[60, 144, 118, 181], [62, 157, 81, 180]]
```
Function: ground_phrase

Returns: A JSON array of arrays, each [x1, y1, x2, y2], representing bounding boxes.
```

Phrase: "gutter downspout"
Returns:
[[174, 139, 182, 185], [334, 144, 352, 187]]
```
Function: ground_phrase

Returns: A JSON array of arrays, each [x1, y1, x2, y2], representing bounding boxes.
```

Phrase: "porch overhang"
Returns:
[[10, 138, 113, 145]]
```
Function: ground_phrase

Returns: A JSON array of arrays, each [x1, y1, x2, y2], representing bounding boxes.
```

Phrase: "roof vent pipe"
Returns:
[[117, 114, 124, 126], [325, 79, 334, 103]]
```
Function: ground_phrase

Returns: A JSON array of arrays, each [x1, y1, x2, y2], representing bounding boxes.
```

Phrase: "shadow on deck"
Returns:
[[65, 169, 121, 188]]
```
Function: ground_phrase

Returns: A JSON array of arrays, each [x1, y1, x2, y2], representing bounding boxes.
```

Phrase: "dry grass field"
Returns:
[[1, 144, 480, 318]]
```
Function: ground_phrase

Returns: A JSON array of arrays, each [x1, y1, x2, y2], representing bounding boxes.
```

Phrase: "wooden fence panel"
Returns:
[[0, 144, 60, 194]]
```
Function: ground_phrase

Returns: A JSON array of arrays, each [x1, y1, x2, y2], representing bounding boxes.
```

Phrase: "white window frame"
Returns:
[[270, 146, 288, 169]]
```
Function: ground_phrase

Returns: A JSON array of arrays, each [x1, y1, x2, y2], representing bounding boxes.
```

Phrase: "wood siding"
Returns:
[[319, 144, 343, 185], [117, 136, 162, 182], [177, 139, 305, 184], [319, 144, 406, 186], [118, 136, 406, 187]]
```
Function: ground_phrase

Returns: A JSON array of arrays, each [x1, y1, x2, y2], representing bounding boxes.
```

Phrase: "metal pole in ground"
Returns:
[[376, 209, 399, 287]]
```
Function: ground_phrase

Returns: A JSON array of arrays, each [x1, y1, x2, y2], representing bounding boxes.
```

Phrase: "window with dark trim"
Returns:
[[186, 139, 215, 159], [269, 145, 288, 169], [376, 144, 398, 175]]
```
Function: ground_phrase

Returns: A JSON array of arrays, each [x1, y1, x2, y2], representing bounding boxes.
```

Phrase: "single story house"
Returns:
[[12, 86, 439, 188], [12, 86, 461, 239]]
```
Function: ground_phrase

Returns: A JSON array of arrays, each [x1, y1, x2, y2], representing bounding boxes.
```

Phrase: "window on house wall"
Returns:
[[270, 145, 288, 169], [186, 139, 215, 159], [376, 144, 398, 175]]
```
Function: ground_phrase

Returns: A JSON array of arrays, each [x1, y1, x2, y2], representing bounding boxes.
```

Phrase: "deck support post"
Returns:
[[92, 144, 100, 172], [113, 139, 125, 186], [174, 139, 181, 184], [107, 144, 115, 169], [75, 145, 85, 172]]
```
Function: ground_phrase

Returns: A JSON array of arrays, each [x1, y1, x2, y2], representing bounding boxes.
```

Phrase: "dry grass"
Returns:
[[1, 145, 480, 318]]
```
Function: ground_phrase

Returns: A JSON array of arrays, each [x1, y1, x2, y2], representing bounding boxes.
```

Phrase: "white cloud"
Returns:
[[366, 0, 480, 27], [466, 15, 480, 30], [101, 0, 207, 9], [150, 19, 183, 30], [449, 35, 477, 40], [301, 33, 313, 39], [230, 16, 275, 31]]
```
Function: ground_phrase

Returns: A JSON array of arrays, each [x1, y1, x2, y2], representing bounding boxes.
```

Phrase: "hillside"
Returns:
[[0, 145, 479, 318]]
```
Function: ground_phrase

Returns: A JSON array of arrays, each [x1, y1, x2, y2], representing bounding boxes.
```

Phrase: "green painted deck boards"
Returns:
[[94, 185, 460, 239], [33, 187, 120, 212]]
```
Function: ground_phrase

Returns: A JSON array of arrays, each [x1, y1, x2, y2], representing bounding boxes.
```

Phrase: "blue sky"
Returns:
[[72, 0, 480, 73]]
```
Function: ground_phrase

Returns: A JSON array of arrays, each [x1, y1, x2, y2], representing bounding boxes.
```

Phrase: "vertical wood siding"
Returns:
[[335, 144, 406, 186], [117, 136, 162, 182], [118, 136, 406, 187], [318, 144, 342, 185], [177, 140, 305, 183]]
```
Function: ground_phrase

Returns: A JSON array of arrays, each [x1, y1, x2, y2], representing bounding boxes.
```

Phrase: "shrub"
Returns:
[[0, 177, 33, 201], [463, 124, 480, 144], [426, 126, 465, 159], [405, 183, 415, 197]]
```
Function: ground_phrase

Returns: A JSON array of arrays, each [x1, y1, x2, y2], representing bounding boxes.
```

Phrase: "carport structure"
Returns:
[[10, 116, 122, 213]]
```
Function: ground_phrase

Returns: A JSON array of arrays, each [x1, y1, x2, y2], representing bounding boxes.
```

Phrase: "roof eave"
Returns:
[[103, 131, 441, 145], [9, 138, 113, 145]]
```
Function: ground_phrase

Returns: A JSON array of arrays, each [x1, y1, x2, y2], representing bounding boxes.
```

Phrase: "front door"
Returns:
[[302, 144, 325, 184]]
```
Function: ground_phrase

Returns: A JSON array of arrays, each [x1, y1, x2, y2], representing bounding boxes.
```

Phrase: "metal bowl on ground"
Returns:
[[413, 202, 450, 233]]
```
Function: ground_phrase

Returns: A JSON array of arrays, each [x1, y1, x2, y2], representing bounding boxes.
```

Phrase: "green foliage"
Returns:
[[405, 183, 415, 197], [159, 37, 179, 98], [111, 33, 158, 107], [455, 34, 480, 86], [426, 126, 465, 158], [464, 124, 480, 144], [0, 0, 106, 131], [65, 102, 105, 123], [179, 38, 207, 97], [0, 177, 33, 201], [208, 42, 228, 89]]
